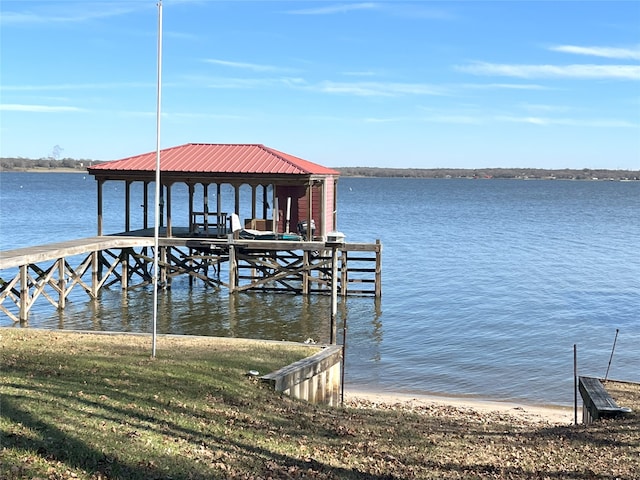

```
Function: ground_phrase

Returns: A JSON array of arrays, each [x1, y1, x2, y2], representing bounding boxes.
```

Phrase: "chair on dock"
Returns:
[[190, 211, 228, 237]]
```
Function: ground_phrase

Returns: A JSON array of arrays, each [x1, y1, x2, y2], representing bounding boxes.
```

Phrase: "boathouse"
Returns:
[[87, 143, 339, 240]]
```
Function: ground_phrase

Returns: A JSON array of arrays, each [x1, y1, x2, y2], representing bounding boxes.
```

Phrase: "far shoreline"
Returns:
[[1, 168, 88, 174], [2, 167, 639, 181]]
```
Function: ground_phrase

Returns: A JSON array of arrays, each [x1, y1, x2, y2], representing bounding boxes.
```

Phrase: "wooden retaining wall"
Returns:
[[261, 345, 343, 406]]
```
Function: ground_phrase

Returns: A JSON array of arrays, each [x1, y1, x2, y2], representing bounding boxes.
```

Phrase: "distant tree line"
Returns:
[[1, 157, 638, 181], [335, 166, 640, 181], [0, 157, 102, 171]]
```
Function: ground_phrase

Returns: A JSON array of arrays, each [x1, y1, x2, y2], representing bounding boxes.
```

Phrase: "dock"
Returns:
[[0, 234, 381, 323]]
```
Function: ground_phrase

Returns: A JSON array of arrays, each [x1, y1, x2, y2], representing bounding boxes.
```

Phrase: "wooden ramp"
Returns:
[[1, 236, 158, 323], [0, 236, 154, 270]]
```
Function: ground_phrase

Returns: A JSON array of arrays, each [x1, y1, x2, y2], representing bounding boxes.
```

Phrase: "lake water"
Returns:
[[1, 172, 639, 406]]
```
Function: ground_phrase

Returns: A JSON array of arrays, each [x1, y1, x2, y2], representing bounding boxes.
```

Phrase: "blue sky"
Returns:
[[1, 1, 639, 169]]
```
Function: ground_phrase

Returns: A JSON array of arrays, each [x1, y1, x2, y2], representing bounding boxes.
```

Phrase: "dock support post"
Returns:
[[302, 251, 310, 295], [19, 264, 28, 322], [58, 258, 66, 310], [375, 239, 382, 298], [251, 185, 257, 220], [160, 246, 168, 289], [125, 180, 131, 232], [121, 249, 129, 290], [340, 250, 348, 296], [228, 244, 237, 293], [166, 184, 173, 238], [143, 181, 150, 229], [187, 245, 194, 288], [97, 180, 104, 236], [91, 251, 99, 299]]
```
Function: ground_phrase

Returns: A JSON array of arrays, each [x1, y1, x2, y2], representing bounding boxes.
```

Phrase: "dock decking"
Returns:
[[0, 236, 155, 270]]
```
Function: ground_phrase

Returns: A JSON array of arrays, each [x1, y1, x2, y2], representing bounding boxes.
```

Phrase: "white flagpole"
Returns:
[[152, 0, 163, 358]]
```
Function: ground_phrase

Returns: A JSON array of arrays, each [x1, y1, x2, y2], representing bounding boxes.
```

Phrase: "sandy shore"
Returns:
[[344, 389, 574, 424]]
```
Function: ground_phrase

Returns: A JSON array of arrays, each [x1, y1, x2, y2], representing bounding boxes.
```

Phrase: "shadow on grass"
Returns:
[[2, 390, 409, 480], [1, 395, 153, 479]]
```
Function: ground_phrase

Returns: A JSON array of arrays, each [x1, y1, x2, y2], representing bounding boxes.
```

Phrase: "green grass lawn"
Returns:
[[1, 330, 318, 479], [1, 329, 639, 480]]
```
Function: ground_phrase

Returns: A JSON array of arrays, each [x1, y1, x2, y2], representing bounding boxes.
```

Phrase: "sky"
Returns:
[[0, 1, 639, 170]]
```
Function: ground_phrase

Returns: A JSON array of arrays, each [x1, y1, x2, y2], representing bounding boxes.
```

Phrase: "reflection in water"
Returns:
[[29, 278, 383, 356], [340, 296, 384, 388]]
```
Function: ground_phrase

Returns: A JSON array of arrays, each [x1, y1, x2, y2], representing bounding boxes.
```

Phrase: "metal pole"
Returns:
[[152, 0, 163, 358], [573, 344, 578, 425], [604, 328, 619, 382], [330, 246, 338, 344], [341, 309, 347, 407]]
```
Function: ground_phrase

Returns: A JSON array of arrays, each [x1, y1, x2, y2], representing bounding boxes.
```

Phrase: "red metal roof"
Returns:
[[88, 143, 339, 176]]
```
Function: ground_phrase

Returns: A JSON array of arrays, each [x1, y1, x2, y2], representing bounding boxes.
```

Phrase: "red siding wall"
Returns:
[[275, 185, 305, 234], [274, 179, 336, 237]]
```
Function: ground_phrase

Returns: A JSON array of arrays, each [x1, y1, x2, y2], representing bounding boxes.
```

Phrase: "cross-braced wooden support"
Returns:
[[226, 240, 381, 296], [232, 248, 333, 294]]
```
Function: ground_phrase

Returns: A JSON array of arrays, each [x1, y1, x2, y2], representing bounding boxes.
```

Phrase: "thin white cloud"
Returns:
[[380, 4, 457, 21], [413, 105, 637, 128], [285, 3, 377, 15], [458, 62, 640, 80], [167, 112, 248, 121], [184, 75, 444, 97], [195, 76, 304, 89], [518, 103, 571, 114], [363, 116, 405, 123], [418, 114, 484, 125], [119, 110, 249, 121], [178, 73, 307, 90], [203, 59, 296, 73], [508, 116, 549, 126], [0, 82, 152, 91], [0, 3, 143, 25], [317, 81, 446, 97], [284, 2, 454, 20], [551, 45, 640, 61], [498, 115, 638, 128], [342, 71, 378, 77], [462, 83, 549, 91], [0, 104, 84, 113], [165, 30, 199, 41]]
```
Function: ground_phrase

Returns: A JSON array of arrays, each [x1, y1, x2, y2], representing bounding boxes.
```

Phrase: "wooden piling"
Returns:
[[58, 259, 66, 310], [375, 239, 382, 297]]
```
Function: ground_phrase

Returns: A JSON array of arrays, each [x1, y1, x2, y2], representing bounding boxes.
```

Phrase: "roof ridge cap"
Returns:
[[184, 142, 262, 146]]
